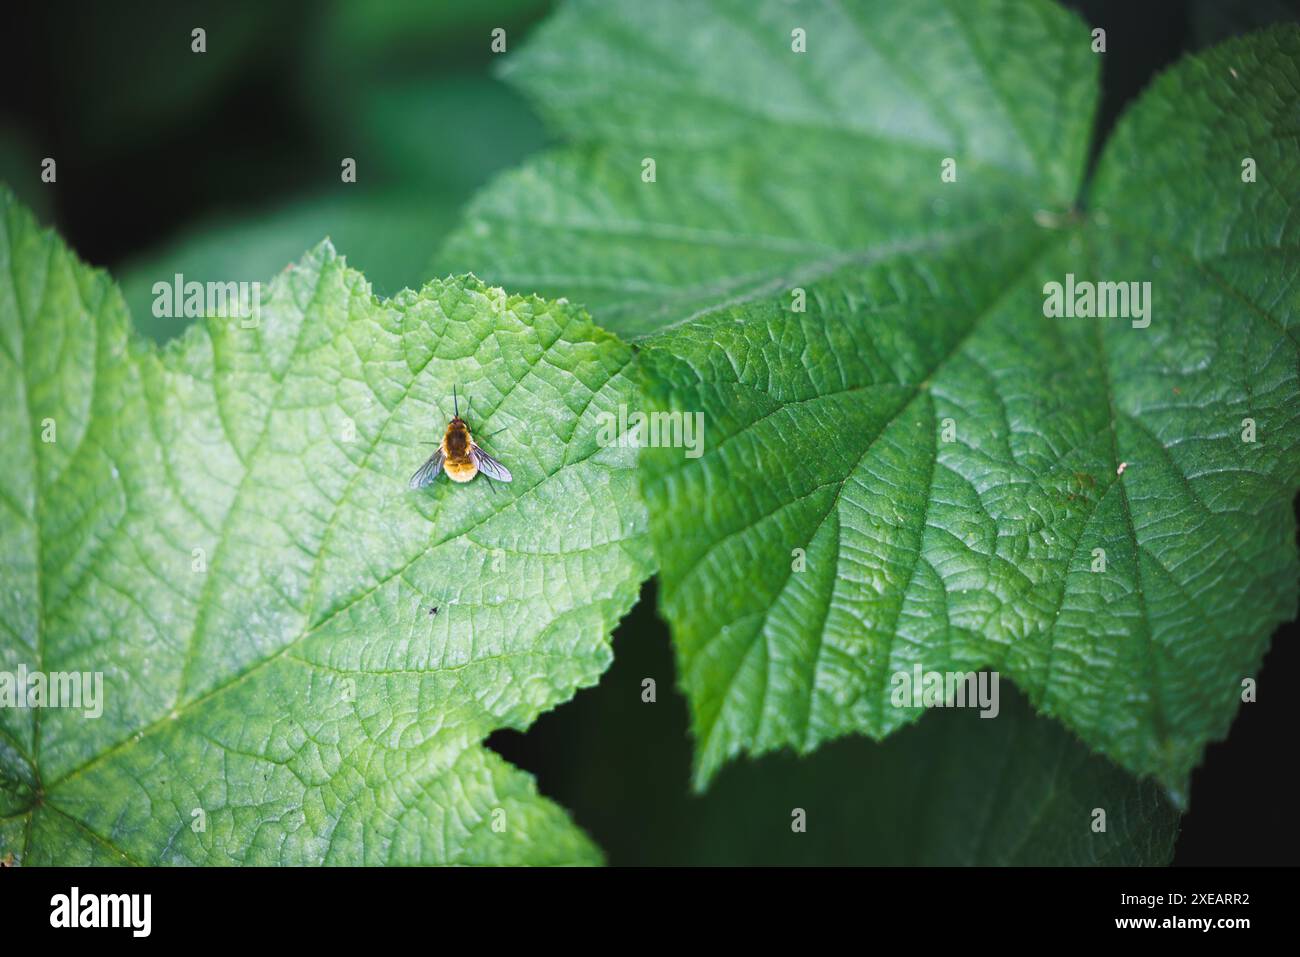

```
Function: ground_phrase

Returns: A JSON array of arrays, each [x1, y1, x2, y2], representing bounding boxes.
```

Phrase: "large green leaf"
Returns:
[[0, 187, 652, 863], [445, 0, 1300, 797]]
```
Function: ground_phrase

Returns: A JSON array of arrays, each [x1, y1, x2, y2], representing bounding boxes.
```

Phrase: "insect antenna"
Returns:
[[452, 385, 459, 418]]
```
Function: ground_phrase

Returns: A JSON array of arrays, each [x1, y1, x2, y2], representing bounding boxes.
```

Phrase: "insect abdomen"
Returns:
[[443, 456, 477, 482]]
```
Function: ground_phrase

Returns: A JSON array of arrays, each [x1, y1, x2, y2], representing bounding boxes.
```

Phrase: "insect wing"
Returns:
[[471, 445, 512, 482], [408, 448, 445, 488]]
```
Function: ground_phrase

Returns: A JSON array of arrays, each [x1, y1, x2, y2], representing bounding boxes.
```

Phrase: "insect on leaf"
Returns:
[[0, 188, 652, 864]]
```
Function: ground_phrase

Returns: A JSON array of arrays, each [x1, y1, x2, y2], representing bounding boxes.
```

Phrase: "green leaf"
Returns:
[[0, 187, 652, 864], [445, 0, 1300, 797]]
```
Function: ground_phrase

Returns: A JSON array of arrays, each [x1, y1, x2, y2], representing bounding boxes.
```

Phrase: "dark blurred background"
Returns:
[[0, 0, 554, 339], [1, 0, 1296, 865]]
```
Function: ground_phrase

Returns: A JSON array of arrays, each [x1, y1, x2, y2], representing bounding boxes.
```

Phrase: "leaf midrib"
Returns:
[[173, 257, 333, 704], [682, 227, 1069, 783]]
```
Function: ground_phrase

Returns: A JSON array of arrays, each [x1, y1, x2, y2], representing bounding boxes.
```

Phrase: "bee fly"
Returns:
[[409, 386, 512, 490]]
